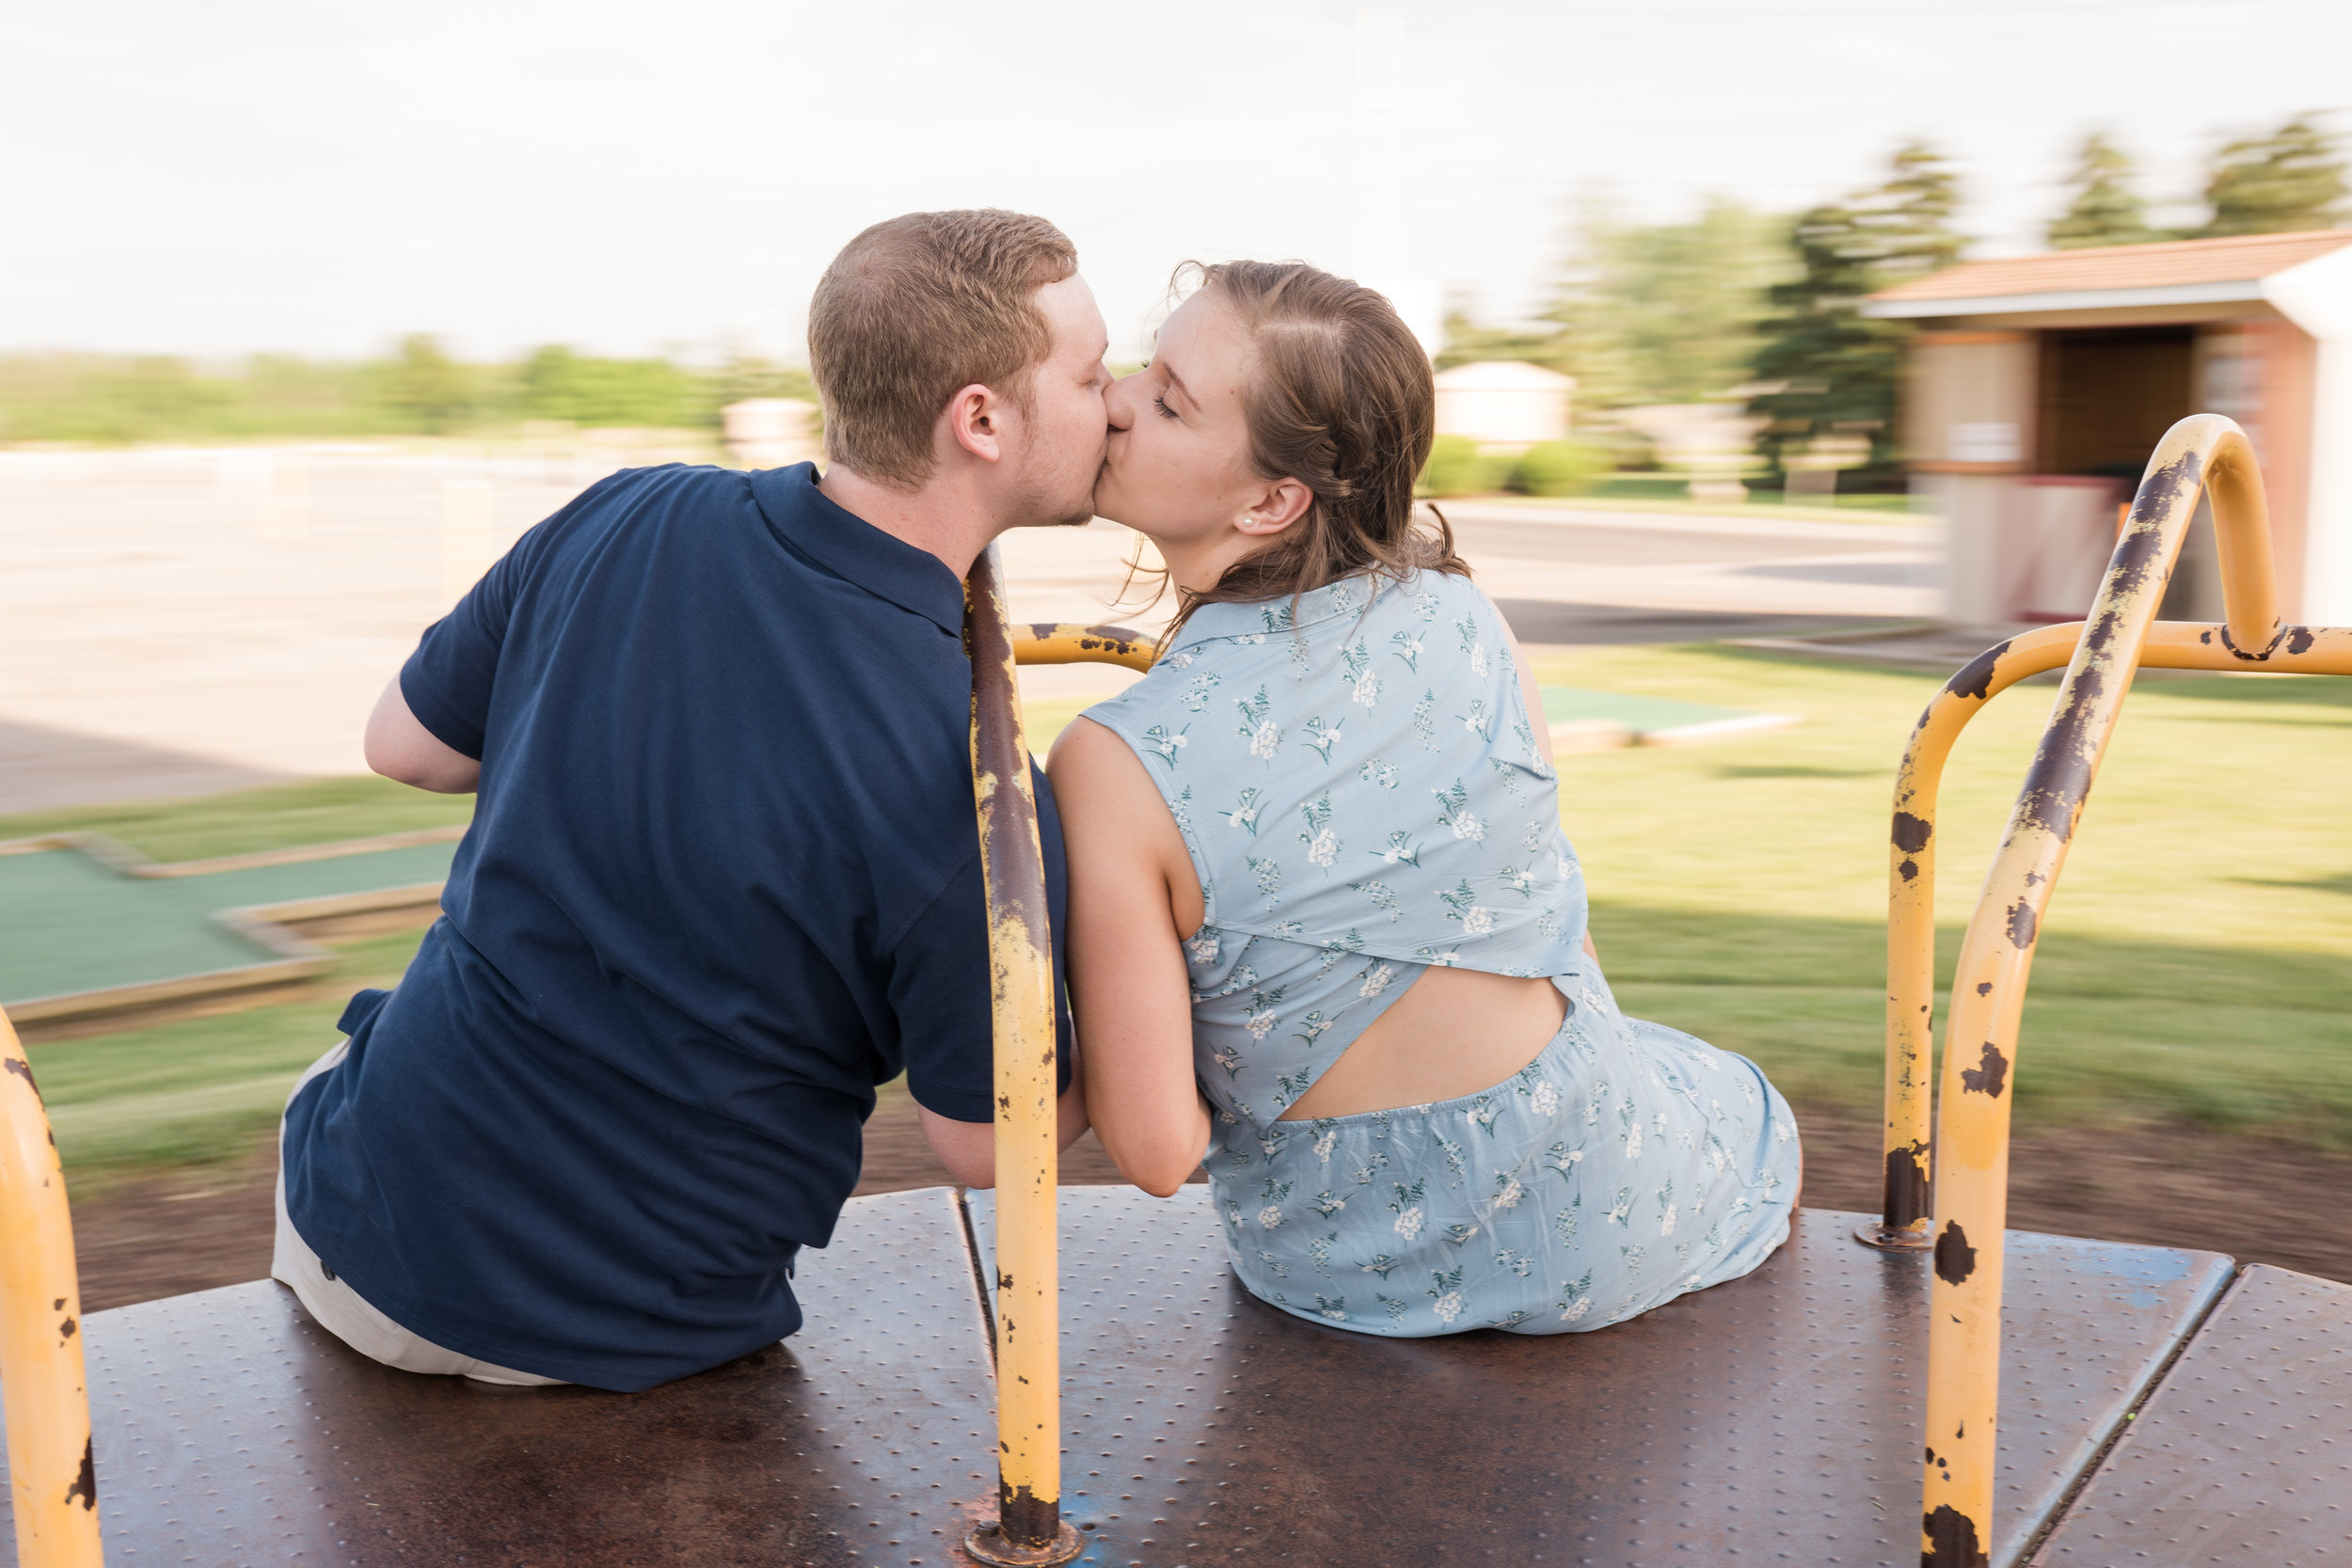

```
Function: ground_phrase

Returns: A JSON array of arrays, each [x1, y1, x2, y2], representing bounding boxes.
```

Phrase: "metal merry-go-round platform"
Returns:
[[1, 415, 2348, 1567]]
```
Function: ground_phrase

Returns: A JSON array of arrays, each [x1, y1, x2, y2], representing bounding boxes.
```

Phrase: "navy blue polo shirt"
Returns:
[[281, 462, 1071, 1391]]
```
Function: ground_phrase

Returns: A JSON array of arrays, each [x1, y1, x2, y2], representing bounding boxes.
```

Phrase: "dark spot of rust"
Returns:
[[1934, 1221, 1978, 1286], [52, 1297, 65, 1311], [65, 1437, 95, 1511], [2014, 661, 2106, 844], [2200, 627, 2214, 644], [2006, 900, 2038, 949], [1883, 1142, 1931, 1230], [3, 1055, 34, 1088], [2287, 626, 2315, 656], [1945, 641, 2010, 703], [59, 1316, 75, 1339], [996, 1480, 1060, 1550], [1959, 1043, 2009, 1099], [1975, 982, 1991, 996], [1922, 1501, 1990, 1568], [1899, 859, 1918, 882], [1892, 812, 1933, 853]]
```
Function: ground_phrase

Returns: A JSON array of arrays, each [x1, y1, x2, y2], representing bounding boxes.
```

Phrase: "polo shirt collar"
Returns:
[[749, 464, 968, 638], [1165, 569, 1401, 656]]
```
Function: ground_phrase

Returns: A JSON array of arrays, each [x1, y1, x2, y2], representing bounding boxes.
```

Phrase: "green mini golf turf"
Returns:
[[0, 840, 455, 1006]]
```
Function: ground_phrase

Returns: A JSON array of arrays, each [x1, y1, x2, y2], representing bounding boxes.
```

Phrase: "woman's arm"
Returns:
[[1046, 716, 1210, 1197], [1494, 596, 1600, 964]]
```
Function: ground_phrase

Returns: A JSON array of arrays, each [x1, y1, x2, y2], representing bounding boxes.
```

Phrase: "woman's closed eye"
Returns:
[[1152, 393, 1180, 420]]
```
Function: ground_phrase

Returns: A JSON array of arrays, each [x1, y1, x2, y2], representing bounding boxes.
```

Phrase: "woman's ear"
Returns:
[[1234, 477, 1314, 536]]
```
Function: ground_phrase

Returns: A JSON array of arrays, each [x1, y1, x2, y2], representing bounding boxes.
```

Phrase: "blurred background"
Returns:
[[1, 0, 2347, 1306]]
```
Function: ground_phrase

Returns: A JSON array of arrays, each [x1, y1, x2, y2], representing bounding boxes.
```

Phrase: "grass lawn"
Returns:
[[19, 641, 2351, 1194]]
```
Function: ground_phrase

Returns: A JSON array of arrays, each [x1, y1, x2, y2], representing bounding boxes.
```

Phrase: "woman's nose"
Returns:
[[1103, 372, 1142, 432]]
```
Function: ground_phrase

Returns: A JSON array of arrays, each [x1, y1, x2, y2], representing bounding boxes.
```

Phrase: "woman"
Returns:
[[1049, 261, 1799, 1337]]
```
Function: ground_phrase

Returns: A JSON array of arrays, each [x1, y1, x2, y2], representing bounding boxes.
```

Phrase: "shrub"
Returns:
[[1420, 435, 1517, 497], [1514, 438, 1612, 498]]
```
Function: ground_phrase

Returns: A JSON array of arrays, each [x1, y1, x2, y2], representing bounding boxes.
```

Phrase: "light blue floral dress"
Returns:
[[1080, 568, 1799, 1336]]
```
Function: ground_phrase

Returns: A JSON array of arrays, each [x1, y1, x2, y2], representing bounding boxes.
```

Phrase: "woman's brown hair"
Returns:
[[1139, 261, 1468, 641]]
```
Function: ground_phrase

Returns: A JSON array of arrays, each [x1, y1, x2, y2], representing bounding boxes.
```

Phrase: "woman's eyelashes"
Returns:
[[1152, 393, 1180, 420]]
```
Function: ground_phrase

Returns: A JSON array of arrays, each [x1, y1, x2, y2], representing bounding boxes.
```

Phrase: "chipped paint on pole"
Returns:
[[1914, 415, 2352, 1564], [0, 1007, 105, 1568], [961, 547, 1085, 1568]]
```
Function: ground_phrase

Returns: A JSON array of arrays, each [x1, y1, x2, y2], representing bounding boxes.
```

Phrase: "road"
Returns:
[[0, 449, 1940, 812]]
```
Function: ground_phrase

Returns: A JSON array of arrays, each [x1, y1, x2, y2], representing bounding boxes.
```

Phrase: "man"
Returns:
[[274, 210, 1105, 1392]]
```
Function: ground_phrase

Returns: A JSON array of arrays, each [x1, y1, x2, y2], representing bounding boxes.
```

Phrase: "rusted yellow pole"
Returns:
[[1915, 415, 2337, 1566], [1010, 622, 1157, 673], [961, 546, 1084, 1568], [0, 1009, 104, 1568]]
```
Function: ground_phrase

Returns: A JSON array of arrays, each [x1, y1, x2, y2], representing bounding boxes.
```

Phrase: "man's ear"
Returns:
[[1234, 477, 1315, 536], [940, 383, 1006, 465]]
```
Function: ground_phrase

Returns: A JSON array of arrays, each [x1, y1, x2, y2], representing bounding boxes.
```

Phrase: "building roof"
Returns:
[[1864, 230, 2352, 319], [1433, 359, 1575, 390]]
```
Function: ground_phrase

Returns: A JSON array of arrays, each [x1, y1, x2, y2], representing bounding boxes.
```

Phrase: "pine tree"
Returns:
[[2199, 115, 2348, 237], [1750, 141, 1964, 479], [2047, 133, 2158, 249]]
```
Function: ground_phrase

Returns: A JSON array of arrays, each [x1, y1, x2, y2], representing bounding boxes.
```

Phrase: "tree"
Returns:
[[2047, 133, 2158, 249], [1541, 198, 1792, 408], [2199, 114, 2348, 237], [1749, 141, 1964, 481], [376, 335, 475, 433]]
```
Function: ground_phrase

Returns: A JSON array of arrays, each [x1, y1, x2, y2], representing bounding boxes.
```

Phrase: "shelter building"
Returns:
[[1864, 230, 2352, 628], [1434, 359, 1575, 453]]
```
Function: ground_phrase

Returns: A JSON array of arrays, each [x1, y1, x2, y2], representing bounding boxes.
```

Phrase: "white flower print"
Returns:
[[1311, 1190, 1346, 1217], [1500, 865, 1536, 898], [1358, 754, 1400, 789], [1521, 819, 1549, 851], [1462, 906, 1495, 936], [1657, 1179, 1677, 1236], [1185, 928, 1221, 963], [1378, 1292, 1409, 1322], [1359, 1253, 1402, 1280], [1341, 641, 1380, 708], [1454, 615, 1481, 655], [1390, 1179, 1427, 1240], [1606, 1187, 1633, 1227], [1428, 1266, 1466, 1324], [1433, 779, 1486, 841], [1245, 989, 1282, 1038], [1260, 1205, 1285, 1230], [1553, 1195, 1582, 1241], [1315, 929, 1365, 974], [1495, 1246, 1534, 1277], [1438, 1135, 1467, 1180], [1303, 716, 1344, 762], [1248, 854, 1282, 901], [1292, 1010, 1333, 1049], [1437, 879, 1493, 937], [1557, 1267, 1595, 1322], [1143, 724, 1188, 765], [1234, 686, 1279, 758], [1255, 1249, 1287, 1277], [1182, 671, 1223, 712], [1411, 689, 1438, 750], [1535, 909, 1565, 942], [1349, 879, 1404, 923], [1418, 946, 1463, 968], [1298, 796, 1339, 868], [1544, 1142, 1584, 1182], [1531, 1080, 1561, 1117], [1457, 699, 1493, 742], [1164, 650, 1196, 670], [1389, 629, 1423, 672], [1470, 643, 1489, 677], [1315, 1295, 1348, 1321], [1312, 1129, 1338, 1163], [1310, 1231, 1339, 1274], [1359, 962, 1397, 999], [1222, 787, 1263, 834], [1212, 1045, 1243, 1078], [1492, 1172, 1525, 1209]]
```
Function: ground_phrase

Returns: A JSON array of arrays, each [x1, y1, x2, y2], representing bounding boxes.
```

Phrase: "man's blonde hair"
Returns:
[[806, 210, 1078, 489]]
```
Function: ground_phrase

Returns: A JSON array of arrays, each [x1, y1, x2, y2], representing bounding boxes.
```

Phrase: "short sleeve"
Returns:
[[399, 544, 532, 761], [887, 765, 1074, 1124]]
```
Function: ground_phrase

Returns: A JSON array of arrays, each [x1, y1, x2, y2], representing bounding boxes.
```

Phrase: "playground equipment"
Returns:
[[0, 414, 2345, 1565]]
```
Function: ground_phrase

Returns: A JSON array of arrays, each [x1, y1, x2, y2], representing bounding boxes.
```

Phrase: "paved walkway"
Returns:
[[0, 451, 1941, 812]]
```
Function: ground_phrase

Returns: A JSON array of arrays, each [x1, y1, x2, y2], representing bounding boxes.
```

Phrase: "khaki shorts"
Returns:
[[272, 1038, 565, 1387]]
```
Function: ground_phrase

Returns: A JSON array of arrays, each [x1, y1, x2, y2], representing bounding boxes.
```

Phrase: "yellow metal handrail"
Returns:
[[1894, 415, 2352, 1565], [0, 1009, 104, 1567], [961, 569, 1154, 1565]]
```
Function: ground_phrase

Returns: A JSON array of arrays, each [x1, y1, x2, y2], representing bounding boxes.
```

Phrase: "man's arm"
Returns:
[[364, 674, 481, 793], [917, 1069, 1090, 1189]]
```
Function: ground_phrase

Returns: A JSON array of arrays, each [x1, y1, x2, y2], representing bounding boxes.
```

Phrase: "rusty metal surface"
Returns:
[[0, 1187, 998, 1567], [2034, 1264, 2352, 1565], [970, 1189, 2231, 1568]]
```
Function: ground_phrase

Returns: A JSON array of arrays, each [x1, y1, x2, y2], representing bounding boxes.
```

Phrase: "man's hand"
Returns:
[[365, 675, 481, 793]]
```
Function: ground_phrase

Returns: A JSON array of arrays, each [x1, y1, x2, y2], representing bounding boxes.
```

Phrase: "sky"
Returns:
[[4, 0, 2349, 365]]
